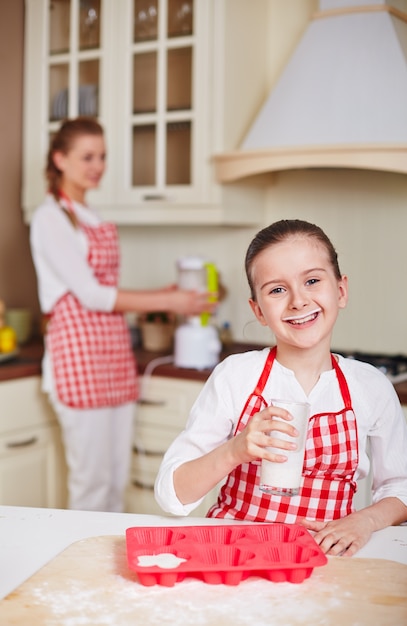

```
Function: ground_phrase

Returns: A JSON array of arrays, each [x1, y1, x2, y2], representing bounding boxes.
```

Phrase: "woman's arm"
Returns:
[[113, 286, 216, 317], [31, 204, 215, 316]]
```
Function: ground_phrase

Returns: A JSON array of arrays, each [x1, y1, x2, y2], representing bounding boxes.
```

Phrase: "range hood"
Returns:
[[213, 0, 407, 182]]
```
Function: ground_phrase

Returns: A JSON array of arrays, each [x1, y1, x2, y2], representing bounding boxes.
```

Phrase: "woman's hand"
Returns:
[[165, 285, 218, 316], [299, 511, 374, 556], [230, 405, 299, 466], [114, 285, 217, 316]]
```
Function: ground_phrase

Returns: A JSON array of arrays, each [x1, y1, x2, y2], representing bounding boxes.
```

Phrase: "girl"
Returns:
[[30, 117, 214, 512], [155, 219, 407, 555]]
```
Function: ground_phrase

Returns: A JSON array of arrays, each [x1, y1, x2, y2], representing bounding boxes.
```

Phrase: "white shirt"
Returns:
[[30, 194, 117, 314], [155, 349, 407, 516]]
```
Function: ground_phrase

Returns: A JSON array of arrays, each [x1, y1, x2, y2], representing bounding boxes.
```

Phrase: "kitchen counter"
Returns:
[[0, 506, 406, 625], [2, 338, 407, 404]]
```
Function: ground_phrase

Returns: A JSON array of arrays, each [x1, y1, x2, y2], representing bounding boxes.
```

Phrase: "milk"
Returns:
[[260, 399, 310, 497]]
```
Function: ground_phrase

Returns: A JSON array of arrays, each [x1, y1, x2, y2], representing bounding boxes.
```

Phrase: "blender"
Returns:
[[174, 256, 221, 369]]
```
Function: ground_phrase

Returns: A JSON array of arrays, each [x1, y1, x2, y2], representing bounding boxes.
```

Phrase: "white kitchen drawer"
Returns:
[[131, 453, 160, 490], [125, 481, 220, 518], [137, 376, 204, 429], [0, 377, 57, 434], [133, 422, 180, 453], [0, 423, 66, 509]]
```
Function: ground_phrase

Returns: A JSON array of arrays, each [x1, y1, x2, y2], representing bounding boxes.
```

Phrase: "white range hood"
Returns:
[[213, 0, 407, 182]]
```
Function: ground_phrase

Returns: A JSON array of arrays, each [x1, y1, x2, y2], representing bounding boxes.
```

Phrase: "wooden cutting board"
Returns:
[[1, 535, 406, 626]]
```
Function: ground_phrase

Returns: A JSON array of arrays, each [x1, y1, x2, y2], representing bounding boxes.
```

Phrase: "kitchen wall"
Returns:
[[118, 0, 407, 356], [2, 0, 407, 356], [0, 0, 40, 322]]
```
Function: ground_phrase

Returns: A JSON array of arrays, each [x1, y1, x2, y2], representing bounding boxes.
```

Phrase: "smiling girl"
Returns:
[[155, 219, 407, 556]]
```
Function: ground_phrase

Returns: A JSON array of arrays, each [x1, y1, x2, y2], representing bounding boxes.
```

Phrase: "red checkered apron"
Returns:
[[47, 203, 138, 409], [207, 347, 359, 523]]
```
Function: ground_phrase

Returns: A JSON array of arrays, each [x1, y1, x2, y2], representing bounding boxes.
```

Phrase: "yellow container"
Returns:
[[0, 326, 17, 353]]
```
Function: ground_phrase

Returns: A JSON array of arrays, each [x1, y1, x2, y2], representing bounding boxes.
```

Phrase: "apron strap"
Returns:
[[254, 346, 276, 395], [331, 354, 352, 410], [234, 347, 276, 434]]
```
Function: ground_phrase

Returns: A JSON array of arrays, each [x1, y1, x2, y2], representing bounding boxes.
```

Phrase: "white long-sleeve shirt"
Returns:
[[30, 194, 117, 314], [155, 349, 407, 516]]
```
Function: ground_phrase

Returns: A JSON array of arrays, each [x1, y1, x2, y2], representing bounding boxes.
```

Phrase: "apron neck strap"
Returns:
[[331, 354, 352, 409]]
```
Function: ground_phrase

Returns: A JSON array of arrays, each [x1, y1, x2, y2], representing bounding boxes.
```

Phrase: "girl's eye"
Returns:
[[306, 278, 319, 286], [270, 286, 285, 295]]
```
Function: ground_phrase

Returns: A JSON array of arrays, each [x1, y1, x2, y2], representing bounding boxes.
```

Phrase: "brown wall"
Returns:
[[0, 0, 40, 324]]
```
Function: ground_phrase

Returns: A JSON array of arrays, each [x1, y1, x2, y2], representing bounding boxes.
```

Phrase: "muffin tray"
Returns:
[[125, 523, 327, 587]]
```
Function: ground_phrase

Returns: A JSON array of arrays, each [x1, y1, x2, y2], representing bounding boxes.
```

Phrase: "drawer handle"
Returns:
[[7, 436, 38, 449], [142, 194, 167, 201], [132, 479, 155, 491], [133, 445, 164, 457], [137, 399, 166, 406]]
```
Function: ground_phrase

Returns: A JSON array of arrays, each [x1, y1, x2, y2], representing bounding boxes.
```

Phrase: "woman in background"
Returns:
[[30, 116, 214, 513]]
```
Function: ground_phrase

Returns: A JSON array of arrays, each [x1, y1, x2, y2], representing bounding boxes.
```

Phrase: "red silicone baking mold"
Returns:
[[125, 523, 328, 587]]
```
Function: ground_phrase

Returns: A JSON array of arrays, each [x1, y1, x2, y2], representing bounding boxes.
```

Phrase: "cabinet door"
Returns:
[[115, 0, 213, 210], [0, 425, 66, 509], [0, 376, 68, 509], [23, 0, 113, 219]]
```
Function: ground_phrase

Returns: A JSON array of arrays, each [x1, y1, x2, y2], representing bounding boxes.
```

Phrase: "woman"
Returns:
[[30, 116, 214, 512], [155, 219, 407, 556]]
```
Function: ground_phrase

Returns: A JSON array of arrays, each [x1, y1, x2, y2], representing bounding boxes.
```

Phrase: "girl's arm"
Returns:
[[174, 405, 299, 505], [301, 497, 407, 556]]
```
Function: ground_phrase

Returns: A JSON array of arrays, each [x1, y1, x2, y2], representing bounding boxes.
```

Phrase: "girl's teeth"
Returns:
[[288, 312, 318, 325]]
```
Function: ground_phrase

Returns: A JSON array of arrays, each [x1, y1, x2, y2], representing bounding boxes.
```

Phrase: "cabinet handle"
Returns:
[[133, 445, 164, 457], [7, 436, 38, 449], [142, 194, 167, 201], [132, 479, 155, 491], [137, 398, 166, 406]]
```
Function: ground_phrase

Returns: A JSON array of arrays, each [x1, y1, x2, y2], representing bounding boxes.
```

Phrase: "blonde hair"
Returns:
[[45, 116, 104, 201]]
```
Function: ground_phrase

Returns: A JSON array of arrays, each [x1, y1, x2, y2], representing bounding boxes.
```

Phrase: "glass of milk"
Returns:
[[260, 399, 310, 497]]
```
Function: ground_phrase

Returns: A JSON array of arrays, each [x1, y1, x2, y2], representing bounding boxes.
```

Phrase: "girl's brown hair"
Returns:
[[245, 219, 342, 300], [45, 116, 104, 201]]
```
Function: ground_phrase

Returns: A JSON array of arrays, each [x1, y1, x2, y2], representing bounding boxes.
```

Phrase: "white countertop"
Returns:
[[0, 505, 406, 600]]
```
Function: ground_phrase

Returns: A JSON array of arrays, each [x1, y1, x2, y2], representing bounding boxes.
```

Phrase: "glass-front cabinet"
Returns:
[[116, 0, 211, 210], [23, 0, 267, 224]]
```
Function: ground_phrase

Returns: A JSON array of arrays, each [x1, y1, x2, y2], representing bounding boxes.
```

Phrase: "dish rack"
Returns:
[[126, 523, 327, 587]]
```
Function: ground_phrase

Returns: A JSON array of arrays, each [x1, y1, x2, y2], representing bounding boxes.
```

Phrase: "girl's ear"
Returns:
[[249, 298, 268, 326], [338, 275, 349, 309]]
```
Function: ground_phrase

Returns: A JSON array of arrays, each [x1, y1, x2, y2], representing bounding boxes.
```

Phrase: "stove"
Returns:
[[336, 351, 407, 384]]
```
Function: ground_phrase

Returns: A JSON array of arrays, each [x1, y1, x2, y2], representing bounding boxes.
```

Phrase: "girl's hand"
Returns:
[[230, 405, 299, 466], [299, 511, 374, 556]]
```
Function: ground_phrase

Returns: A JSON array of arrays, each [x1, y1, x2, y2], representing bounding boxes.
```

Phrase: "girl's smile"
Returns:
[[283, 307, 322, 325]]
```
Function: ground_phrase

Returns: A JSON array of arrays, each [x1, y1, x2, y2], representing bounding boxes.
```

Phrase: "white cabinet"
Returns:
[[23, 0, 267, 225], [126, 375, 219, 516], [0, 377, 67, 509]]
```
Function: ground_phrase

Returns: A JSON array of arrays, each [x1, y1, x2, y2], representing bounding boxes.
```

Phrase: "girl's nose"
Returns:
[[289, 287, 308, 309]]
